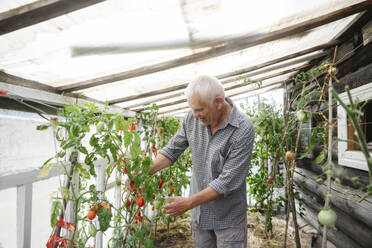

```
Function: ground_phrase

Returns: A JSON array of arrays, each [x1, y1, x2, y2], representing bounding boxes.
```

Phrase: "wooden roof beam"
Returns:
[[134, 63, 311, 111], [123, 49, 328, 109], [57, 1, 371, 93], [158, 82, 285, 115], [110, 40, 337, 105], [0, 0, 106, 35]]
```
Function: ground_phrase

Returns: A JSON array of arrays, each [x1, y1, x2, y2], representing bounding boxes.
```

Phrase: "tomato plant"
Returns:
[[37, 102, 161, 248]]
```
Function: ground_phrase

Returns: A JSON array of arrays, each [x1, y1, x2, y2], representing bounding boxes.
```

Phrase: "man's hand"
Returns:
[[163, 196, 192, 216]]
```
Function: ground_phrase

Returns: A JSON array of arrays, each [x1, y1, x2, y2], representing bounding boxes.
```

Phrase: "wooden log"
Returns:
[[298, 186, 372, 248], [58, 1, 371, 93], [0, 0, 106, 35], [294, 167, 372, 227], [298, 199, 363, 248], [297, 158, 371, 187]]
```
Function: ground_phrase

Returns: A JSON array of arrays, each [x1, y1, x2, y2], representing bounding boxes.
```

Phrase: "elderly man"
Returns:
[[149, 75, 254, 247]]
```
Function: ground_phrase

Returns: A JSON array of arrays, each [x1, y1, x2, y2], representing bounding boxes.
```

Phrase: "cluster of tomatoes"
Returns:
[[86, 202, 111, 220]]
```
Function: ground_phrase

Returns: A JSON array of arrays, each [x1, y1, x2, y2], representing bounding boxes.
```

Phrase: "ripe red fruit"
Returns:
[[130, 123, 136, 131], [285, 151, 295, 161], [92, 204, 98, 212], [87, 210, 96, 220], [136, 196, 145, 207], [101, 202, 111, 210], [170, 187, 175, 194], [159, 179, 163, 189], [123, 167, 127, 174], [125, 199, 131, 207]]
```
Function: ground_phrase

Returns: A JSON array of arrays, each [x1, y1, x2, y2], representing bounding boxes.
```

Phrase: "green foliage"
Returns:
[[150, 115, 192, 226], [241, 99, 285, 236]]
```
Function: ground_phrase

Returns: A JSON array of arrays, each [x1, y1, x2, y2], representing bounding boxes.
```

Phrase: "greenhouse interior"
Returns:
[[0, 0, 372, 247]]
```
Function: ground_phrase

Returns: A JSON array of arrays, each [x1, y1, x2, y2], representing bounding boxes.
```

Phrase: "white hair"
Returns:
[[184, 75, 225, 104]]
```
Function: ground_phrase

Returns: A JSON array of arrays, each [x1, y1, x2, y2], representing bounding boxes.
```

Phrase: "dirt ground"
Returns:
[[152, 213, 313, 248]]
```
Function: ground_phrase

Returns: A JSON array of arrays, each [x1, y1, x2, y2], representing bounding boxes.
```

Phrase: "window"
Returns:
[[338, 82, 372, 171]]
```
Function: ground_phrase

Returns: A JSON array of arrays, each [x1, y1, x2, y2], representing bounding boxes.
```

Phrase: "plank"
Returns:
[[17, 183, 33, 248], [109, 41, 335, 105], [135, 63, 311, 111], [0, 82, 135, 117], [157, 82, 285, 114], [0, 0, 106, 35], [128, 51, 327, 110], [57, 1, 371, 93], [0, 166, 59, 190]]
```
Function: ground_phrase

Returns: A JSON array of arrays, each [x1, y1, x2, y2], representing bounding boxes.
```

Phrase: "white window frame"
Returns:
[[338, 81, 372, 171]]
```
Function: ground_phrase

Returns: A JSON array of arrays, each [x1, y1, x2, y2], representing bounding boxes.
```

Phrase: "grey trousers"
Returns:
[[191, 217, 247, 248]]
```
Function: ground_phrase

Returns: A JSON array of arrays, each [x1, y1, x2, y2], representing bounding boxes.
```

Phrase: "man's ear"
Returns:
[[214, 96, 224, 109]]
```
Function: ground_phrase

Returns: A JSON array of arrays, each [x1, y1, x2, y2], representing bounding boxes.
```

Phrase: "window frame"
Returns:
[[338, 82, 372, 171]]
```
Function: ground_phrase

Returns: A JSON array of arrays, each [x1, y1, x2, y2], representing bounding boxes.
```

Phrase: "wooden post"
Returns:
[[95, 160, 107, 248], [17, 183, 33, 248]]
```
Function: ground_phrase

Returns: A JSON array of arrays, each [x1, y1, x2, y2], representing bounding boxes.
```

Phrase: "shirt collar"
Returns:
[[223, 97, 241, 128]]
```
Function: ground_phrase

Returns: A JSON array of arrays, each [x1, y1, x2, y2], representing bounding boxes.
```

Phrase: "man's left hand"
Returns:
[[163, 196, 191, 216]]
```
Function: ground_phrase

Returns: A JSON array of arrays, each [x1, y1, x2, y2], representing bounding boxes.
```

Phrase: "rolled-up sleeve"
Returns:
[[209, 124, 254, 197], [159, 116, 189, 163]]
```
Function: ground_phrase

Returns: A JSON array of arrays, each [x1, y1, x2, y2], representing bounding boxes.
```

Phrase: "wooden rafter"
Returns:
[[163, 83, 284, 116], [124, 49, 328, 109], [134, 63, 311, 112], [0, 0, 106, 35], [0, 82, 135, 117], [56, 1, 371, 93], [110, 40, 338, 106], [158, 82, 284, 115]]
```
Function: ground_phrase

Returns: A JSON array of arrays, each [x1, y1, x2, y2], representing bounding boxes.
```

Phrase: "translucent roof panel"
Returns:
[[0, 0, 365, 115]]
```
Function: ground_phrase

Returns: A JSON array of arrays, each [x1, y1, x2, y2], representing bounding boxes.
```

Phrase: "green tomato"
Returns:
[[296, 110, 308, 122], [88, 223, 97, 237], [96, 121, 105, 132], [154, 200, 162, 209], [318, 209, 337, 227]]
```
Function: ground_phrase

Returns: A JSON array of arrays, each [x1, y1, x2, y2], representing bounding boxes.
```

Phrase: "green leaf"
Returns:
[[50, 200, 61, 228], [124, 132, 133, 147], [314, 150, 327, 165], [78, 146, 88, 154], [36, 124, 49, 130], [115, 115, 124, 132], [144, 237, 154, 248], [130, 145, 141, 158], [38, 160, 57, 178], [61, 186, 70, 203], [97, 206, 112, 232]]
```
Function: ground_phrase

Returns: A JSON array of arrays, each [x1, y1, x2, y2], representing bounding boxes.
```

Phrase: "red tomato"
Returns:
[[285, 151, 295, 161], [159, 179, 163, 189], [92, 204, 98, 212], [130, 123, 136, 131], [101, 202, 111, 210], [87, 210, 96, 220], [170, 187, 175, 194], [125, 199, 131, 207], [136, 196, 145, 207]]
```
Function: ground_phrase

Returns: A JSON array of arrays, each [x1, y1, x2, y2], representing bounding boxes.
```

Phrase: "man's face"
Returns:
[[188, 94, 220, 126]]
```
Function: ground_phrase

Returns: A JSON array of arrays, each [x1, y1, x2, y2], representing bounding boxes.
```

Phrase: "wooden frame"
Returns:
[[338, 81, 372, 171], [0, 82, 135, 117], [57, 1, 371, 93], [0, 0, 106, 35]]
